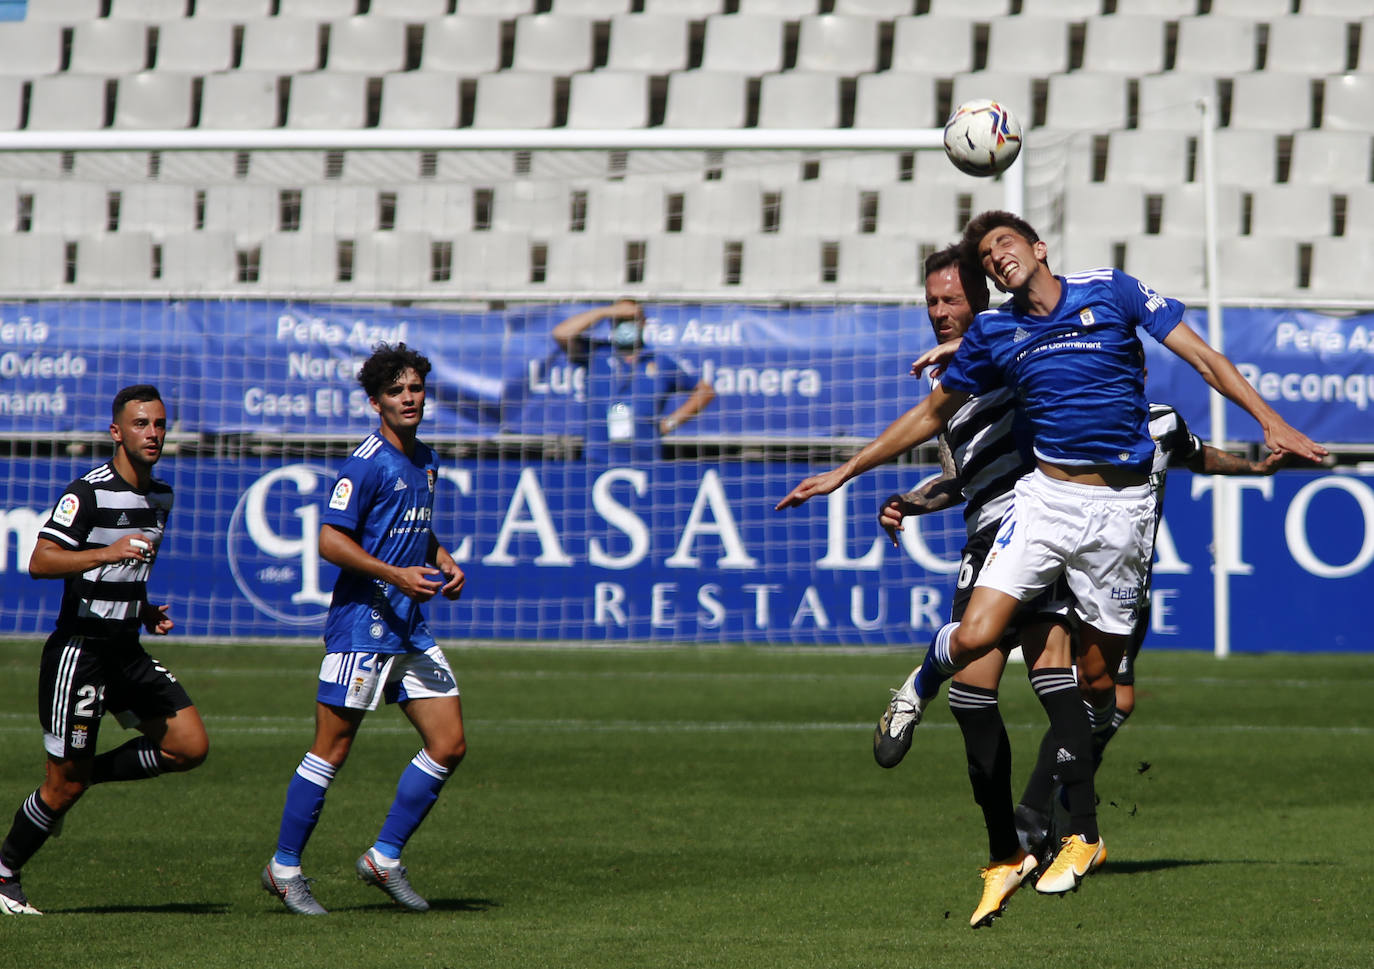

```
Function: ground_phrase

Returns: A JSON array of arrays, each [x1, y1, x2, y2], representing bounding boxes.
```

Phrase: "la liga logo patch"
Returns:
[[53, 494, 80, 527], [329, 478, 354, 511]]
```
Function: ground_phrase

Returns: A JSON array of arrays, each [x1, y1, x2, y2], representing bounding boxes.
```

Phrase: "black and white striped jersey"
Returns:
[[939, 381, 1035, 535], [1147, 401, 1202, 494], [37, 462, 173, 639]]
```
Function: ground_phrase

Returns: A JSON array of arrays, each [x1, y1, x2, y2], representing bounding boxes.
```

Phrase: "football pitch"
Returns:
[[0, 641, 1370, 969]]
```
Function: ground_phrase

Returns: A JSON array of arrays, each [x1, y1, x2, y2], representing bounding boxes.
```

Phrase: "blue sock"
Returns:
[[373, 750, 451, 861], [273, 753, 336, 868], [913, 621, 959, 701]]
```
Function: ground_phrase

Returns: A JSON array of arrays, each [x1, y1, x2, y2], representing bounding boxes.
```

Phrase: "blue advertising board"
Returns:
[[1, 457, 1369, 651], [2, 300, 1372, 444]]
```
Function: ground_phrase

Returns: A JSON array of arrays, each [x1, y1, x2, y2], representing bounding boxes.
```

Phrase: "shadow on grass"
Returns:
[[348, 897, 500, 914], [1099, 858, 1334, 876], [55, 902, 231, 915]]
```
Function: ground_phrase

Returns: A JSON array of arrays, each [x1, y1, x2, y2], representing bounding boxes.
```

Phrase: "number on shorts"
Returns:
[[957, 553, 976, 590], [995, 520, 1016, 548], [73, 684, 98, 718]]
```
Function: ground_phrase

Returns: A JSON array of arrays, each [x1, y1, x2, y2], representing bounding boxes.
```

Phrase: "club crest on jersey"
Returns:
[[70, 724, 89, 750], [1078, 308, 1096, 326], [426, 469, 435, 492], [329, 478, 354, 511], [53, 493, 79, 527]]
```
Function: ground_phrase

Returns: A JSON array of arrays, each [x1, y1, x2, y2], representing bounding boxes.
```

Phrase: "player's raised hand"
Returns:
[[911, 338, 962, 378], [142, 602, 173, 635], [1265, 422, 1328, 465], [775, 468, 847, 510], [393, 565, 444, 602]]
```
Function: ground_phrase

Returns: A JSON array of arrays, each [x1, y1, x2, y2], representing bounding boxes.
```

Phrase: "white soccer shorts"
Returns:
[[316, 645, 460, 711], [975, 468, 1154, 636]]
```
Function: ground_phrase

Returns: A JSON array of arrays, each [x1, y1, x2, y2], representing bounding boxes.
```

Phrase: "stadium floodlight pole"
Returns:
[[1198, 94, 1231, 660]]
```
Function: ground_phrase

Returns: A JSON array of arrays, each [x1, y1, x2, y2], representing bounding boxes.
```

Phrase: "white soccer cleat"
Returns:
[[0, 873, 41, 916], [872, 665, 927, 768]]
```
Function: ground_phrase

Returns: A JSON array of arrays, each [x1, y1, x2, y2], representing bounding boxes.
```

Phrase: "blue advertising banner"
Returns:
[[1, 457, 1369, 651], [2, 300, 1372, 444]]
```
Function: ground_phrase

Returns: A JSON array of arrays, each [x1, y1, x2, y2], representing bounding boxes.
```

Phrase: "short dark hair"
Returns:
[[924, 244, 990, 315], [960, 210, 1044, 270], [357, 342, 432, 399], [112, 384, 162, 420]]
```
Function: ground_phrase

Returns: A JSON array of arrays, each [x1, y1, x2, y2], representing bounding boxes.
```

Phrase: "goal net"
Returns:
[[0, 132, 1026, 647]]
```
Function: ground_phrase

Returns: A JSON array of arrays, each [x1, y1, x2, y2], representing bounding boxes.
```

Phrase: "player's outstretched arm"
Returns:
[[551, 299, 640, 352], [1162, 324, 1328, 463], [910, 337, 963, 378], [320, 523, 442, 602], [775, 385, 966, 510]]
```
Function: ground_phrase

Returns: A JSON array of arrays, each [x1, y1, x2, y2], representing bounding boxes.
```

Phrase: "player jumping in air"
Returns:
[[778, 210, 1326, 900], [261, 343, 468, 915]]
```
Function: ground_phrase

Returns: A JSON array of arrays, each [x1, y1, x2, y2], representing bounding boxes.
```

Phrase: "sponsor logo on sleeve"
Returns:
[[329, 478, 354, 511], [53, 494, 79, 527]]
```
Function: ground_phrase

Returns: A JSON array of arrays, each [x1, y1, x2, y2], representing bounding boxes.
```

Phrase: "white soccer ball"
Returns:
[[942, 99, 1023, 178]]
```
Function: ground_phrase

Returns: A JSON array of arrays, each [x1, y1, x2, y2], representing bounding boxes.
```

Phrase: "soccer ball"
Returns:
[[942, 99, 1023, 177]]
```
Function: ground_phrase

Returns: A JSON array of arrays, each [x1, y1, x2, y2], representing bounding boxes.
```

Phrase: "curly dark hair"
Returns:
[[959, 210, 1047, 273], [923, 243, 989, 315], [357, 343, 432, 399], [111, 384, 162, 420]]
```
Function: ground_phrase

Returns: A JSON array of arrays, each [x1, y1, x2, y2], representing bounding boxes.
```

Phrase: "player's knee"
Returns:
[[951, 617, 999, 657], [162, 736, 209, 772], [428, 736, 466, 771]]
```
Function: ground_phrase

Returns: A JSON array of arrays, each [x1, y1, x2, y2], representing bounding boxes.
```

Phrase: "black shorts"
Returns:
[[38, 632, 194, 759], [952, 519, 1071, 630]]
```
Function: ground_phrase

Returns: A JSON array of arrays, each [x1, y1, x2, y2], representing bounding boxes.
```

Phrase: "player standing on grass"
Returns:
[[0, 384, 208, 917], [777, 210, 1326, 899], [261, 343, 467, 916]]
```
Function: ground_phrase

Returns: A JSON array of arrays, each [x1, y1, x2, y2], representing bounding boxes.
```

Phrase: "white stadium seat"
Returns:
[[890, 16, 975, 76], [795, 14, 879, 76], [606, 13, 690, 73], [70, 19, 151, 75], [701, 14, 785, 74], [420, 16, 503, 75]]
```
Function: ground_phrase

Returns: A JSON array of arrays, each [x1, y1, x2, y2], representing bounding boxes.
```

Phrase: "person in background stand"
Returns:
[[552, 299, 715, 463]]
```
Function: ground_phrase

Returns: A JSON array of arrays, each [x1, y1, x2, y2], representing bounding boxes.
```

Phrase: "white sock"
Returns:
[[368, 845, 400, 867], [269, 860, 303, 879]]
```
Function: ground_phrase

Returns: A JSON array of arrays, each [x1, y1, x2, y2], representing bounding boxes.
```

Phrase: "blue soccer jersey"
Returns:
[[320, 433, 439, 655], [579, 340, 696, 464], [939, 268, 1185, 471]]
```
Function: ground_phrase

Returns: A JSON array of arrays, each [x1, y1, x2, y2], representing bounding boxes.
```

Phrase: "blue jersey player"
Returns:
[[778, 211, 1326, 900], [262, 343, 467, 916]]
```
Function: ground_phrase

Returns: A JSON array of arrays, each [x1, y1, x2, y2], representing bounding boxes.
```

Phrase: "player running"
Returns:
[[261, 343, 468, 915], [0, 385, 208, 916]]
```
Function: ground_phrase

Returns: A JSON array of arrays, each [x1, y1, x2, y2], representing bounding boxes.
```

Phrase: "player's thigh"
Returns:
[[1062, 488, 1154, 636], [401, 695, 466, 765], [108, 644, 198, 743], [952, 643, 1010, 690], [1019, 619, 1074, 670], [38, 633, 109, 759], [973, 477, 1072, 607], [137, 704, 209, 768], [390, 647, 465, 763]]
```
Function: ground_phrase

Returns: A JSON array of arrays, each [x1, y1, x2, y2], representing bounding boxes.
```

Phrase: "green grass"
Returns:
[[1, 642, 1371, 969]]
